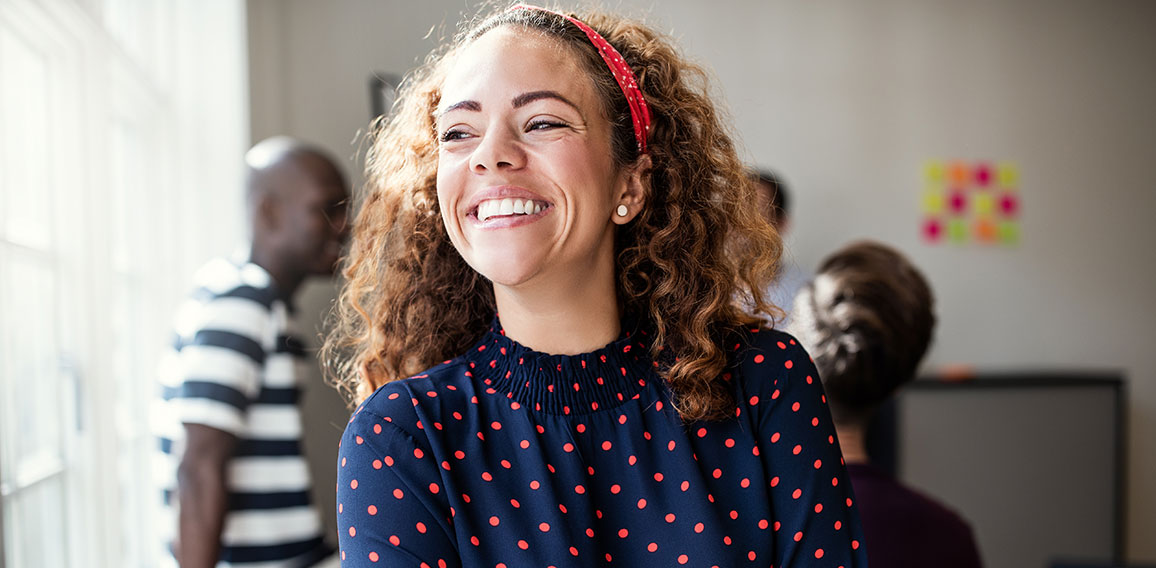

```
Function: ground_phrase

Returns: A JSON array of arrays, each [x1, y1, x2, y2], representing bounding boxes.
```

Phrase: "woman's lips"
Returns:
[[469, 199, 552, 229], [465, 186, 553, 228], [473, 197, 550, 222]]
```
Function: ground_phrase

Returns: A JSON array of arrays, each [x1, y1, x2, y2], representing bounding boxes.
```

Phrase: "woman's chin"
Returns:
[[476, 265, 541, 289], [463, 252, 546, 290]]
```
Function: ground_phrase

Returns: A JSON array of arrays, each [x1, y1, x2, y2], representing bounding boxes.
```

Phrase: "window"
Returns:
[[0, 1, 248, 566]]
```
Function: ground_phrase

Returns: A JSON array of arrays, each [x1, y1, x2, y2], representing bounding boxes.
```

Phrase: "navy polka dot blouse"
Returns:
[[337, 319, 868, 567]]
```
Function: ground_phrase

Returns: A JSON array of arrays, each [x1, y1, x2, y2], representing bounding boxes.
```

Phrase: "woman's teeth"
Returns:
[[476, 198, 544, 222]]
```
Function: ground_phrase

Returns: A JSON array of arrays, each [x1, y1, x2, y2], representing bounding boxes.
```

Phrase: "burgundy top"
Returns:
[[846, 463, 983, 567]]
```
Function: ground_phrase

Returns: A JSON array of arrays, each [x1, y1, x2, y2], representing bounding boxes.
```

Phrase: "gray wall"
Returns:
[[246, 0, 1156, 562]]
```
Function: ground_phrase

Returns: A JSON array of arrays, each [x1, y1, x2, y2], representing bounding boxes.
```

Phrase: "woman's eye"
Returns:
[[527, 119, 567, 132], [439, 128, 470, 142]]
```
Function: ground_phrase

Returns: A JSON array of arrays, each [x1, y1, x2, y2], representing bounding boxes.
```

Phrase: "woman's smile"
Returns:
[[466, 186, 554, 228], [474, 198, 546, 222]]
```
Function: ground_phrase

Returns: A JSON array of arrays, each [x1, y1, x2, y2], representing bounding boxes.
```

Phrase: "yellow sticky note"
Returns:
[[922, 190, 945, 214], [973, 193, 994, 216], [948, 219, 968, 243], [924, 161, 945, 185], [998, 162, 1019, 188], [999, 221, 1020, 245]]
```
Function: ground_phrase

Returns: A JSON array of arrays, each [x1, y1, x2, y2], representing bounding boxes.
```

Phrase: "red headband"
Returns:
[[511, 5, 651, 154]]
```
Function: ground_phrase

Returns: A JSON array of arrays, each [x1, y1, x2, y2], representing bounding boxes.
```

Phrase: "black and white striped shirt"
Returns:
[[154, 257, 332, 567]]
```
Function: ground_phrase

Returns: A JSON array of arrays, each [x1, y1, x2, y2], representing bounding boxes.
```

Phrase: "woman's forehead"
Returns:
[[439, 26, 590, 108]]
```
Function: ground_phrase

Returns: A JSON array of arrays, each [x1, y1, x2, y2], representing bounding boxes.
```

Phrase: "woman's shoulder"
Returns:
[[732, 324, 810, 366], [350, 356, 474, 430], [727, 324, 816, 393]]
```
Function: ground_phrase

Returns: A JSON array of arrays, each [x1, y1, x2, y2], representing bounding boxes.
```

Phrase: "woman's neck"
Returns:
[[834, 422, 870, 465], [493, 257, 621, 356]]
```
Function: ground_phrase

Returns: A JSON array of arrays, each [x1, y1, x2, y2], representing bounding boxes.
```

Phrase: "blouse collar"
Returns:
[[464, 316, 657, 415]]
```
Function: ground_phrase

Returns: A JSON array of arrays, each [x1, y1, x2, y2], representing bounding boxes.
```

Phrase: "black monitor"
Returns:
[[868, 373, 1125, 568]]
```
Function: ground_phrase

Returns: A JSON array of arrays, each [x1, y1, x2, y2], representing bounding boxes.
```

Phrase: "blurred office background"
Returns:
[[1, 0, 1153, 566]]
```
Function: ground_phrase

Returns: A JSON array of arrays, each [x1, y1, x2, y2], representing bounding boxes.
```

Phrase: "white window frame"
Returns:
[[0, 1, 249, 566]]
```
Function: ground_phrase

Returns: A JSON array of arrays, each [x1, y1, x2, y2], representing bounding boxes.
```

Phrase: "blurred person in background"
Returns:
[[153, 137, 348, 567], [752, 169, 810, 328], [790, 240, 983, 568]]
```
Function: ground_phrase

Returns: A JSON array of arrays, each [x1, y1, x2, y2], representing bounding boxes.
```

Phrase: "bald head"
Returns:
[[246, 137, 342, 213], [245, 136, 350, 286]]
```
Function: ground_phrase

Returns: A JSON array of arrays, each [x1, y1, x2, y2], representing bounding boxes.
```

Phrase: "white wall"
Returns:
[[246, 0, 1156, 561]]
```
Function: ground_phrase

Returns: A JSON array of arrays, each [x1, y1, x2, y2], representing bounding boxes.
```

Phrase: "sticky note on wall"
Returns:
[[921, 160, 1021, 246]]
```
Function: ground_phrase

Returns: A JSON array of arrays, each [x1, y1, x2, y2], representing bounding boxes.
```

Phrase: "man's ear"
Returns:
[[254, 191, 281, 233], [612, 154, 652, 225]]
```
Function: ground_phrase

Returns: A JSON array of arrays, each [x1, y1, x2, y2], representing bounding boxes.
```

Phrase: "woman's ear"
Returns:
[[612, 154, 652, 225]]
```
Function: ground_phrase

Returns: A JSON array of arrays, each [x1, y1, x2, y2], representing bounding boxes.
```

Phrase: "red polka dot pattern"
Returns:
[[336, 318, 867, 566]]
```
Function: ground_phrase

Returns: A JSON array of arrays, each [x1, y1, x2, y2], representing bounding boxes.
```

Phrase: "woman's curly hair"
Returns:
[[324, 5, 783, 422]]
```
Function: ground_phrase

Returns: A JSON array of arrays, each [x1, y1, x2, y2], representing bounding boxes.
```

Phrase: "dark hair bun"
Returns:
[[790, 241, 935, 422]]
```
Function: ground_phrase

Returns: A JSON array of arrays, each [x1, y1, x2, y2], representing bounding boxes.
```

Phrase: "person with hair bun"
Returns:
[[790, 240, 982, 567], [327, 5, 867, 566]]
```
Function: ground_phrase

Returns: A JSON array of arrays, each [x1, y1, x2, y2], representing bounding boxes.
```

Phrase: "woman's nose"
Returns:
[[468, 126, 526, 173]]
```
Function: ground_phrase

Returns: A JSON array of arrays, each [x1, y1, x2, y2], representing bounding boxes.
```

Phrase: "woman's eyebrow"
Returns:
[[511, 90, 579, 112], [437, 91, 579, 119], [437, 100, 481, 118]]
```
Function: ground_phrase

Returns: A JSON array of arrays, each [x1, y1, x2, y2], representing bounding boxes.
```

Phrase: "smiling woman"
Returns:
[[435, 27, 634, 325], [325, 4, 867, 567]]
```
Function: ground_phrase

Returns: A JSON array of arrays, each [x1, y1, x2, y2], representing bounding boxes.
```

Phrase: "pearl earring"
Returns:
[[616, 204, 629, 217]]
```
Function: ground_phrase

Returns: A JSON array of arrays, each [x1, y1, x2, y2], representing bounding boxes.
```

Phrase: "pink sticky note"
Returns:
[[1000, 193, 1019, 217], [975, 163, 992, 187], [949, 190, 968, 214], [922, 218, 943, 242]]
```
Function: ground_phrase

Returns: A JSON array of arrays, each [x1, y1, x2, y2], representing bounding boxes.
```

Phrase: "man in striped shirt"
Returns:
[[154, 137, 348, 567]]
